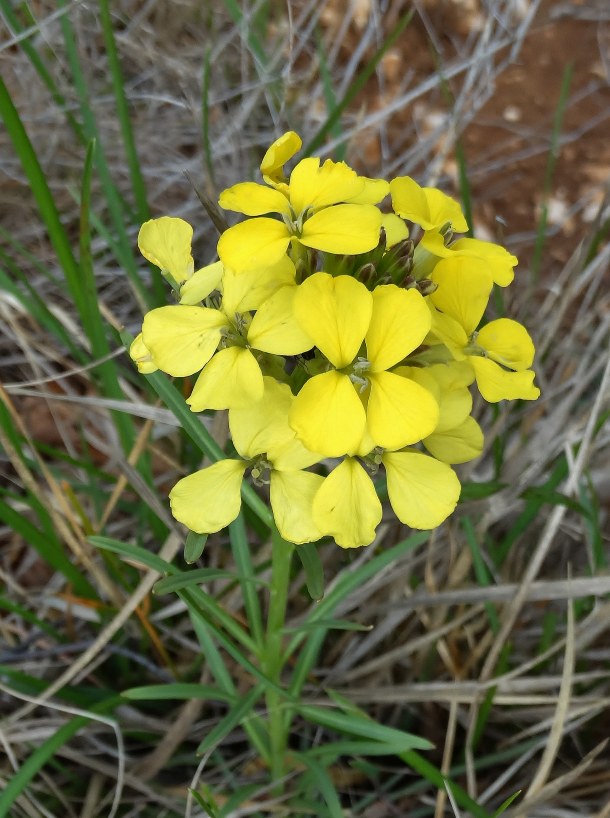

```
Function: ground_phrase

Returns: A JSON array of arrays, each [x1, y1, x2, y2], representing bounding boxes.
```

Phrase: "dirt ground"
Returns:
[[328, 0, 610, 270]]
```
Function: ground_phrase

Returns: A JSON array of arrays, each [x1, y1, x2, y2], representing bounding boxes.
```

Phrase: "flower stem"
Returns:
[[264, 528, 294, 788]]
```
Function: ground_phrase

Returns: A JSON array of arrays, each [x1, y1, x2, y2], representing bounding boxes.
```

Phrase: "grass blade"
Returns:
[[288, 532, 428, 698], [0, 695, 121, 817], [123, 683, 232, 702], [229, 514, 265, 648], [531, 63, 573, 280], [195, 683, 264, 755]]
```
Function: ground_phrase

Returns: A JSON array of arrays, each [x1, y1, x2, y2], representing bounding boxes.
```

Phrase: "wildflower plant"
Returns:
[[127, 131, 540, 802], [131, 131, 539, 549]]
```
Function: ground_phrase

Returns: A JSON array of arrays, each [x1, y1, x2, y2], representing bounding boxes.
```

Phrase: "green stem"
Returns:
[[264, 528, 294, 788]]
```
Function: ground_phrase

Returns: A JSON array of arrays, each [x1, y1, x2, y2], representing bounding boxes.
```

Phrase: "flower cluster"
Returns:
[[130, 132, 539, 548]]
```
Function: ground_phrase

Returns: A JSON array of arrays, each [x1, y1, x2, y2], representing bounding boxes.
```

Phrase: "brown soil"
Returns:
[[332, 0, 610, 270]]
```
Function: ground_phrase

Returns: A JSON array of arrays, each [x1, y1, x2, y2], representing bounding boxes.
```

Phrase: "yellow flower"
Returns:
[[218, 142, 385, 271], [419, 231, 517, 287], [398, 363, 484, 464], [382, 449, 461, 529], [312, 457, 382, 548], [428, 257, 540, 401], [187, 283, 313, 411], [311, 439, 461, 548], [140, 258, 312, 410], [390, 176, 468, 233], [289, 273, 439, 457], [170, 379, 323, 542]]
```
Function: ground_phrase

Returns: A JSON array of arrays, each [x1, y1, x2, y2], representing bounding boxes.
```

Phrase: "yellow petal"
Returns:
[[381, 212, 409, 247], [424, 416, 484, 464], [383, 451, 461, 529], [366, 286, 430, 372], [476, 318, 535, 370], [138, 217, 194, 283], [217, 218, 290, 272], [347, 176, 390, 205], [247, 286, 313, 355], [390, 176, 429, 225], [293, 273, 372, 368], [179, 261, 224, 305], [223, 255, 296, 314], [470, 358, 540, 402], [289, 157, 364, 214], [187, 347, 264, 411], [169, 460, 246, 534], [261, 131, 302, 185], [423, 187, 469, 233], [390, 177, 467, 232], [270, 436, 322, 471], [452, 238, 517, 287], [300, 204, 382, 255], [142, 305, 227, 376], [367, 371, 439, 450], [401, 364, 472, 432], [312, 458, 382, 548], [430, 256, 494, 335], [289, 371, 366, 457], [429, 360, 475, 389], [229, 377, 295, 458], [419, 233, 517, 288], [219, 182, 291, 217], [129, 332, 158, 374], [270, 470, 325, 544], [428, 307, 469, 360]]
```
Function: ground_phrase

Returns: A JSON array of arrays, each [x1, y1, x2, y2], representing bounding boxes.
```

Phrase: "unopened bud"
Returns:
[[417, 279, 438, 296], [356, 262, 376, 285]]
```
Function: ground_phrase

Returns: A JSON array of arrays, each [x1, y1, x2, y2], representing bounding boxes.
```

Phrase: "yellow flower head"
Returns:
[[170, 378, 323, 542], [131, 138, 540, 547], [289, 273, 439, 457], [217, 136, 386, 272]]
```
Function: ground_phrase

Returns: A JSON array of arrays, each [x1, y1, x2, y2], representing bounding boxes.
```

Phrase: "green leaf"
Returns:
[[196, 683, 264, 755], [400, 750, 491, 818], [229, 514, 265, 647], [283, 618, 372, 634], [184, 531, 208, 563], [57, 0, 151, 307], [0, 695, 121, 816], [297, 705, 433, 751], [288, 532, 428, 699], [189, 787, 220, 818], [297, 541, 325, 600], [123, 683, 231, 702], [89, 535, 174, 574], [201, 47, 216, 187], [493, 790, 522, 817], [309, 738, 425, 757], [153, 568, 268, 595], [297, 753, 344, 818], [189, 787, 221, 818], [460, 481, 507, 500], [97, 0, 149, 223]]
